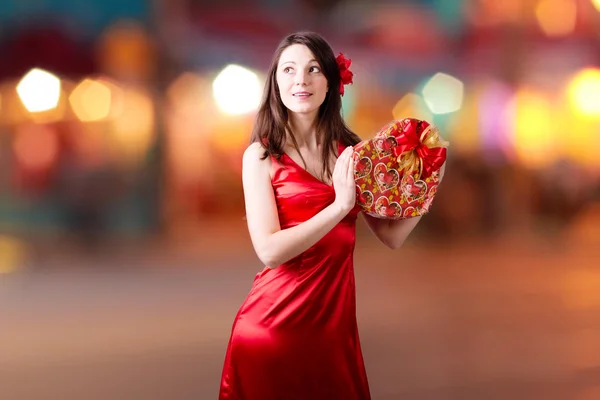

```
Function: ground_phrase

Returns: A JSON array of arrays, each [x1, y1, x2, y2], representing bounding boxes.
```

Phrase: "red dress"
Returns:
[[218, 143, 371, 400]]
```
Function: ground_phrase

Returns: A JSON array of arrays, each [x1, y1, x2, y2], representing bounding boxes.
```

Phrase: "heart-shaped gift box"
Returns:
[[353, 118, 448, 219]]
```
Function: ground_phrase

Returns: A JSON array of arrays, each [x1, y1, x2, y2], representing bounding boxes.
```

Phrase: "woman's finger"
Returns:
[[345, 148, 353, 170], [344, 147, 351, 166], [346, 151, 354, 182]]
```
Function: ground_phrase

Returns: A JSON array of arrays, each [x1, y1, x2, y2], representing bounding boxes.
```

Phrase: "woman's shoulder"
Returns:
[[243, 142, 272, 174], [243, 141, 267, 159]]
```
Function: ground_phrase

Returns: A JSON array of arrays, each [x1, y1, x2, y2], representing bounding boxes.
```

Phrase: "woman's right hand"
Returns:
[[332, 146, 356, 215]]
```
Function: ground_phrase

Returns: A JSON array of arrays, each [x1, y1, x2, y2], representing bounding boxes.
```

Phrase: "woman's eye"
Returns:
[[283, 67, 293, 73], [310, 66, 321, 73]]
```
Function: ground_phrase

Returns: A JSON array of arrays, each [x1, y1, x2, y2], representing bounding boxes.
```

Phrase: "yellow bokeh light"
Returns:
[[536, 0, 577, 37], [69, 78, 112, 122], [511, 89, 557, 168], [16, 68, 62, 113], [110, 87, 155, 163], [592, 0, 600, 12], [567, 68, 600, 116], [557, 106, 599, 167]]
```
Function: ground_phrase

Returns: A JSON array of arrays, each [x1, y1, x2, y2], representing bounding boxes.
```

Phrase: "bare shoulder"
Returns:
[[243, 142, 268, 163], [243, 141, 266, 158], [242, 142, 271, 176]]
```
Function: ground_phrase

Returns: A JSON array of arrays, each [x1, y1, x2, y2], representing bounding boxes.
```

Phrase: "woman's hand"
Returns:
[[332, 146, 356, 215]]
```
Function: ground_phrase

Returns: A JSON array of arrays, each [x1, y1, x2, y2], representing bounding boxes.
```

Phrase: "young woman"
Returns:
[[218, 31, 439, 400]]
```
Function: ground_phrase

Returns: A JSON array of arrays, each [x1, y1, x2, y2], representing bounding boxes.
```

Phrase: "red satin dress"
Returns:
[[218, 143, 371, 400]]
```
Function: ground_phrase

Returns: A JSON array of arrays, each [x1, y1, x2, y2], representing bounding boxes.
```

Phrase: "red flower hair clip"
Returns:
[[336, 52, 354, 96]]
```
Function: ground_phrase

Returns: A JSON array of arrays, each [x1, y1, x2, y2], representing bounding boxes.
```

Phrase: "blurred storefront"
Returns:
[[0, 1, 160, 242], [0, 0, 599, 244], [154, 0, 600, 239]]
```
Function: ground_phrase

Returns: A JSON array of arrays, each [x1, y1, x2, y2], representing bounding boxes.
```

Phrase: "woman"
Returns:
[[218, 31, 434, 400]]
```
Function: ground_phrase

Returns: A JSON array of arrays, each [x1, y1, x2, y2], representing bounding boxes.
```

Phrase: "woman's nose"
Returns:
[[294, 71, 308, 85]]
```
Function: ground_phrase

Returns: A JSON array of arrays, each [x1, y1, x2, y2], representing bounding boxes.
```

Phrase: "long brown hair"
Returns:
[[250, 31, 362, 181]]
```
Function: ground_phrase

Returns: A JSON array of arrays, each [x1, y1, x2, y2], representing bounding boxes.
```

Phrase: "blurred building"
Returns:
[[0, 0, 598, 244]]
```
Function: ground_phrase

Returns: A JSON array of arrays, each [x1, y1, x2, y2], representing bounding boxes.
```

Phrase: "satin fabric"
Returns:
[[218, 143, 371, 400]]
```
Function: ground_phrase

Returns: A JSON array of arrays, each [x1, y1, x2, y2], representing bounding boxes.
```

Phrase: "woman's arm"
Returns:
[[242, 143, 355, 268], [363, 162, 447, 249], [361, 214, 422, 249]]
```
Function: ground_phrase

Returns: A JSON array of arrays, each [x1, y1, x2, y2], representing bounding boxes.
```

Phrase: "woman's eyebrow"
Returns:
[[280, 59, 318, 65]]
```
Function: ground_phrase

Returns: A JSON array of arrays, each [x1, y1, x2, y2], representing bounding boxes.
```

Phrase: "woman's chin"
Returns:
[[288, 106, 319, 116]]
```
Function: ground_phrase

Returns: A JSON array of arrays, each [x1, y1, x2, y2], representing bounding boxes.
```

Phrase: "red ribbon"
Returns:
[[391, 120, 447, 178]]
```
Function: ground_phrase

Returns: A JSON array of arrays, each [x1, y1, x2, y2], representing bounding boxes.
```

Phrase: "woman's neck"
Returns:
[[287, 112, 319, 150]]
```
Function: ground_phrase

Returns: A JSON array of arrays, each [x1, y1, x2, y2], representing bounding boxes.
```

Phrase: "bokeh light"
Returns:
[[109, 86, 155, 164], [2, 4, 600, 400], [16, 68, 61, 113], [567, 68, 600, 116], [421, 72, 464, 114], [212, 64, 262, 115], [69, 78, 112, 122], [510, 89, 557, 168], [535, 0, 577, 37]]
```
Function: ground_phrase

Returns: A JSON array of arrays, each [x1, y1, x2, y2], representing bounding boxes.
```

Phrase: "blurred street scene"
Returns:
[[1, 0, 600, 399]]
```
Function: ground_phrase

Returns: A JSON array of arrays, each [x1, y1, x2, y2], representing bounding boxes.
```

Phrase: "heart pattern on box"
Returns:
[[356, 186, 374, 208], [401, 174, 427, 203], [403, 206, 416, 218], [351, 118, 447, 220], [354, 156, 372, 179], [373, 135, 398, 158], [374, 197, 403, 219], [374, 163, 399, 192]]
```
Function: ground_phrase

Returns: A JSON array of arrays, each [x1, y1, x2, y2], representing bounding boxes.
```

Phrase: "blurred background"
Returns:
[[1, 0, 600, 399]]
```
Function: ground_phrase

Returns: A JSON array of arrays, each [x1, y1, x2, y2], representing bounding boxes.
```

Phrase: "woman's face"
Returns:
[[276, 44, 328, 117]]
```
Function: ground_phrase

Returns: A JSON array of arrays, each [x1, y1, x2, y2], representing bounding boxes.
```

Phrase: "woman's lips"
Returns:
[[293, 92, 312, 98]]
